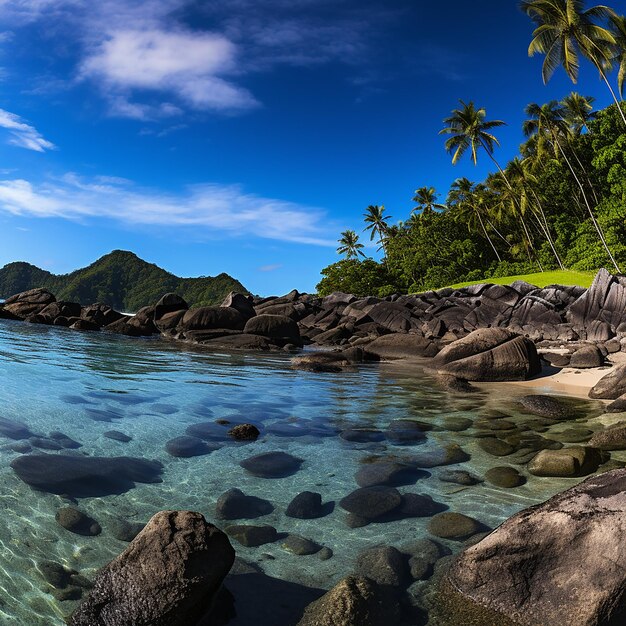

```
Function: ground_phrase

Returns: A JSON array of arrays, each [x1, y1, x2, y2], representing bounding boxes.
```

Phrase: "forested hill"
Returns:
[[0, 251, 249, 312]]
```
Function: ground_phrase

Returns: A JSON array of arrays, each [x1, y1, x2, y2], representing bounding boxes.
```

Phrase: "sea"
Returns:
[[0, 317, 616, 624]]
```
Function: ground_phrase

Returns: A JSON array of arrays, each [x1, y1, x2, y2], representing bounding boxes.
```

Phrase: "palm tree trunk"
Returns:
[[566, 139, 599, 204], [554, 136, 621, 272], [475, 210, 501, 261], [598, 68, 626, 127], [530, 188, 565, 270]]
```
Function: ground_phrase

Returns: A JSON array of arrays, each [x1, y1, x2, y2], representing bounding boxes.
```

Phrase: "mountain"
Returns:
[[0, 250, 249, 312]]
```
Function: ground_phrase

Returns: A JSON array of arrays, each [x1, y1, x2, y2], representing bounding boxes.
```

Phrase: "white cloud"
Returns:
[[80, 28, 258, 114], [0, 108, 54, 151], [258, 264, 283, 272], [0, 174, 335, 246]]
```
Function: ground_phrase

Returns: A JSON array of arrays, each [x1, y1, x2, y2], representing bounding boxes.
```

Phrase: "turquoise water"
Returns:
[[0, 318, 616, 624]]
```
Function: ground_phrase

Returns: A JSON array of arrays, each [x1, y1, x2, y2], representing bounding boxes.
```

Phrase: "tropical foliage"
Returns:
[[317, 1, 626, 297]]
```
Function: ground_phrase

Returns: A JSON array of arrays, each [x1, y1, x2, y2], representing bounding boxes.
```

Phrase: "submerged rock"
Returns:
[[56, 507, 101, 536], [225, 524, 277, 547], [285, 491, 327, 519], [355, 546, 408, 587], [518, 394, 576, 419], [11, 454, 163, 497], [441, 469, 626, 626], [528, 446, 605, 477], [588, 425, 626, 451], [239, 451, 304, 478], [428, 512, 482, 540], [215, 488, 274, 520], [165, 436, 216, 458], [281, 534, 322, 555], [69, 510, 235, 626], [339, 486, 402, 520], [228, 423, 260, 440]]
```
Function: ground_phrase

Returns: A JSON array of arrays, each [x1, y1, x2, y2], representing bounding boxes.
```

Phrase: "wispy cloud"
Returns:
[[79, 28, 258, 115], [0, 173, 335, 246], [258, 264, 283, 272], [0, 108, 55, 151]]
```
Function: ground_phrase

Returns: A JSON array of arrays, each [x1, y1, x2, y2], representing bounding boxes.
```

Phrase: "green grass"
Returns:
[[447, 269, 596, 290]]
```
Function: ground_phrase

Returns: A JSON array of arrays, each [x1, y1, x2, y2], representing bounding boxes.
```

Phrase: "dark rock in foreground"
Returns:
[[69, 510, 235, 626], [296, 575, 403, 626], [11, 454, 163, 497], [441, 469, 626, 626], [239, 451, 304, 478]]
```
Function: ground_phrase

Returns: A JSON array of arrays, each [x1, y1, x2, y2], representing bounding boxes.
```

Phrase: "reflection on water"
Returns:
[[0, 318, 616, 624]]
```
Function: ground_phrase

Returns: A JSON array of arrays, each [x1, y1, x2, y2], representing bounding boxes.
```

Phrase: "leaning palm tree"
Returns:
[[609, 13, 626, 98], [524, 100, 621, 271], [336, 230, 365, 259], [363, 204, 391, 255], [521, 0, 626, 126], [561, 92, 596, 133], [412, 186, 447, 217]]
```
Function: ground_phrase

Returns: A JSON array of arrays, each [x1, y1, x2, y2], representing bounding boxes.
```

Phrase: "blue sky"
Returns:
[[0, 0, 625, 295]]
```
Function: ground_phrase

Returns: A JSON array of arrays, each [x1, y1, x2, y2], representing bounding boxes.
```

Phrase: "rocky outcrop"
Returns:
[[442, 469, 626, 626], [3, 288, 56, 318], [69, 510, 235, 626], [432, 328, 542, 381], [589, 364, 626, 400]]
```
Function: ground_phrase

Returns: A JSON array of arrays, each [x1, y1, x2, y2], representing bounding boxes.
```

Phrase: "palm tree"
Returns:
[[412, 186, 447, 217], [524, 100, 621, 271], [363, 204, 391, 254], [337, 230, 365, 259], [448, 178, 502, 261], [521, 0, 626, 126], [609, 13, 626, 98], [561, 92, 596, 133]]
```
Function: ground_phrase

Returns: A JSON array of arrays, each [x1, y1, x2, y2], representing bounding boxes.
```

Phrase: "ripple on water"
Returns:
[[0, 319, 618, 624]]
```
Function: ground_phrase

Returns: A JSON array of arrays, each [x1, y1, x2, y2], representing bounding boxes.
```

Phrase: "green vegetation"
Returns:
[[0, 250, 248, 312], [317, 1, 626, 298], [447, 270, 595, 290]]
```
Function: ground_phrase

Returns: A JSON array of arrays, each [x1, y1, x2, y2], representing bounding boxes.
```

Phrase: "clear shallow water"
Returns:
[[0, 319, 618, 624]]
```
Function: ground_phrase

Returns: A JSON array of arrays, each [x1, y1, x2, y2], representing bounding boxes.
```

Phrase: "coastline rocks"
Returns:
[[56, 507, 102, 536], [569, 344, 604, 368], [243, 314, 301, 345], [432, 328, 542, 381], [364, 333, 440, 359], [442, 469, 626, 626], [528, 446, 605, 477], [11, 454, 163, 497], [296, 575, 402, 626], [3, 288, 56, 319], [221, 292, 256, 319], [178, 306, 247, 333], [239, 451, 303, 478], [69, 510, 235, 626], [589, 364, 626, 400]]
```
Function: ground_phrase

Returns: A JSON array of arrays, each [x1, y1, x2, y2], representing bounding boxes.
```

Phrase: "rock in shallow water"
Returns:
[[11, 454, 163, 497], [215, 488, 274, 520], [285, 491, 329, 519], [428, 512, 483, 540], [165, 435, 217, 458], [69, 510, 235, 626], [56, 507, 101, 536], [441, 469, 626, 626], [528, 446, 606, 477], [339, 486, 402, 520], [296, 575, 402, 626], [239, 451, 303, 478]]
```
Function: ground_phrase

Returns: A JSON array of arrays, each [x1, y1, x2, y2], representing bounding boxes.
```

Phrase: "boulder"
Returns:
[[239, 452, 304, 478], [225, 524, 277, 547], [442, 469, 626, 626], [178, 306, 247, 332], [215, 488, 274, 520], [3, 288, 56, 318], [365, 333, 440, 359], [56, 507, 102, 536], [69, 510, 235, 626], [433, 328, 542, 381], [221, 292, 256, 319], [296, 575, 402, 626], [81, 303, 125, 327], [528, 446, 605, 477], [243, 314, 301, 345], [588, 425, 626, 451], [355, 546, 408, 587], [569, 344, 605, 368], [285, 491, 326, 519], [589, 364, 626, 400], [154, 293, 188, 321], [428, 512, 482, 540]]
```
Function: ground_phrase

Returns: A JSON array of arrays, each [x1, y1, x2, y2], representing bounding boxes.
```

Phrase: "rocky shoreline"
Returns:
[[3, 269, 626, 624]]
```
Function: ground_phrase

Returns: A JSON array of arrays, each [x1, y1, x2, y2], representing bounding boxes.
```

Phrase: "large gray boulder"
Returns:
[[243, 314, 301, 345], [433, 328, 541, 381], [589, 364, 626, 400], [442, 469, 626, 626], [69, 510, 235, 626]]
